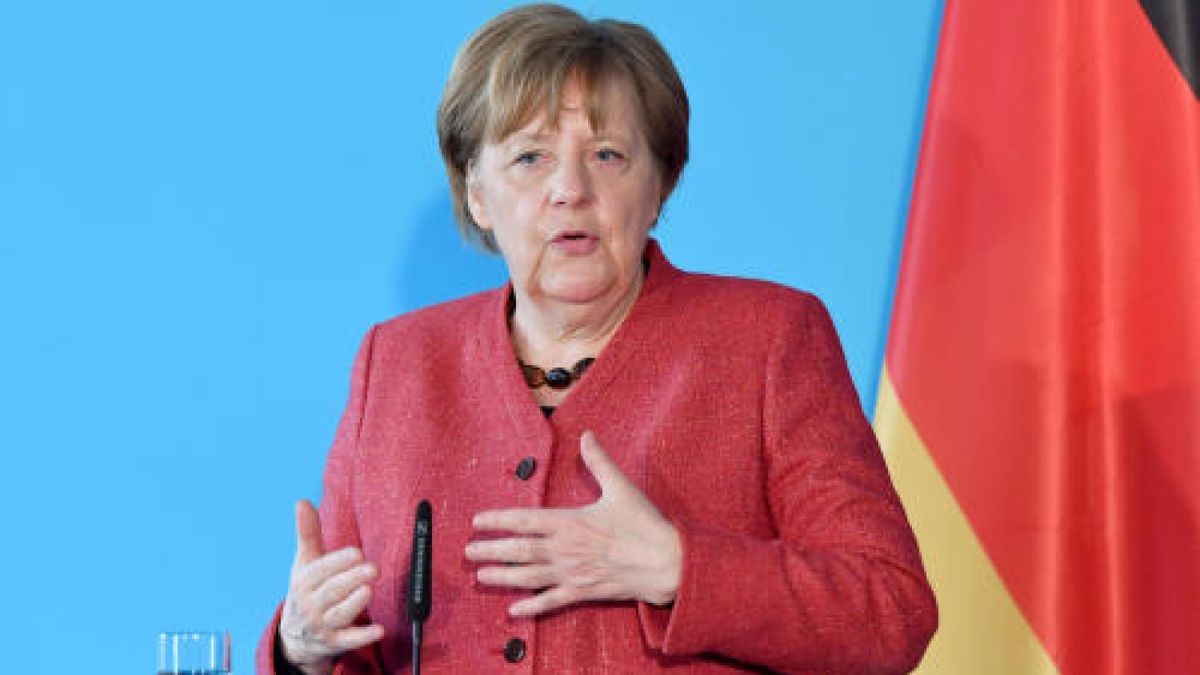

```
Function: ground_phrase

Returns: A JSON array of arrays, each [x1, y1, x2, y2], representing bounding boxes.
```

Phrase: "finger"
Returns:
[[476, 563, 559, 589], [579, 431, 630, 495], [472, 508, 563, 534], [464, 537, 544, 563], [294, 499, 325, 565], [508, 585, 587, 617], [314, 562, 378, 611], [327, 623, 385, 652], [293, 547, 365, 594], [322, 584, 373, 630]]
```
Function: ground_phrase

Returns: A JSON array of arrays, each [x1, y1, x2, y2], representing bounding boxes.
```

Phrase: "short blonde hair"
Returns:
[[437, 3, 690, 251]]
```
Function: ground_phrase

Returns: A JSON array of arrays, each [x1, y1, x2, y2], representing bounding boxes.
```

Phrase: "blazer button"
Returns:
[[515, 456, 537, 480], [503, 637, 527, 663]]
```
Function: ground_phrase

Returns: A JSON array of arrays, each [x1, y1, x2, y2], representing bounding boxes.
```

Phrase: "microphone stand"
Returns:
[[412, 620, 424, 675]]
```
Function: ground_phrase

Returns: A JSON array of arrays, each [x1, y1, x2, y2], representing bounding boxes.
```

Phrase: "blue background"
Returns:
[[0, 1, 943, 672]]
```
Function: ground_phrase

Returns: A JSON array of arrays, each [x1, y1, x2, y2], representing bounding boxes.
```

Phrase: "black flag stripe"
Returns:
[[1139, 0, 1200, 99]]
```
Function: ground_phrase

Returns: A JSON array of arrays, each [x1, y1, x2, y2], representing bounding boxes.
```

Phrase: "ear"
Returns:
[[465, 160, 492, 232]]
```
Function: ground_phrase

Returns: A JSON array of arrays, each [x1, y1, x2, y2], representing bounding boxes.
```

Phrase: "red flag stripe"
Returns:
[[884, 0, 1200, 673]]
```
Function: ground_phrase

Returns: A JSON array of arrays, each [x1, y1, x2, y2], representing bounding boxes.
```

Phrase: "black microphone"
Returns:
[[407, 499, 432, 674]]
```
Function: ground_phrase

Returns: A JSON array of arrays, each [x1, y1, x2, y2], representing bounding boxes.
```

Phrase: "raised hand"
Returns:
[[465, 431, 682, 617], [279, 500, 384, 675]]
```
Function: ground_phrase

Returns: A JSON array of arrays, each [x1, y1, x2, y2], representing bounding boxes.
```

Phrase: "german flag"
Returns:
[[875, 1, 1199, 673]]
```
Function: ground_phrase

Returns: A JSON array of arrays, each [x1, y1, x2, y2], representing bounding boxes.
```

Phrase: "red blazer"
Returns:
[[257, 241, 937, 674]]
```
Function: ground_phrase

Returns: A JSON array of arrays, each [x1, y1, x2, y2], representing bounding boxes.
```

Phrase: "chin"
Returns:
[[540, 272, 619, 305]]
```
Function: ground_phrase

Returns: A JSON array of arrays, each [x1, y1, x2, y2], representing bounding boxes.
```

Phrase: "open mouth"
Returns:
[[551, 230, 599, 253], [555, 231, 592, 242]]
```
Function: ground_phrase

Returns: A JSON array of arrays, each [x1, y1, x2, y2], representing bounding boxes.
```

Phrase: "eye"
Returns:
[[513, 151, 542, 166], [595, 148, 625, 162]]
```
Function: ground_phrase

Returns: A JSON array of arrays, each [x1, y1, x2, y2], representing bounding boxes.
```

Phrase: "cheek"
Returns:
[[486, 180, 545, 226], [487, 203, 545, 261], [621, 167, 664, 219], [616, 183, 662, 230]]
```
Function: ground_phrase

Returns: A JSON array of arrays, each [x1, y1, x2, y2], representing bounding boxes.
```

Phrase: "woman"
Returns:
[[257, 4, 937, 673]]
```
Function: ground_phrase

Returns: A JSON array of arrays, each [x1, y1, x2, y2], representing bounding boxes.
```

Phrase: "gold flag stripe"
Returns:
[[873, 369, 1060, 674]]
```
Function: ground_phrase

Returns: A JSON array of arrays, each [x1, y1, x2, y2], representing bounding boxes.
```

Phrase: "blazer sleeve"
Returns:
[[637, 295, 937, 674], [256, 326, 385, 675]]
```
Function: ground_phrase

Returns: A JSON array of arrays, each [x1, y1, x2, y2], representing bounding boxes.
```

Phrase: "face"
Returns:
[[466, 78, 663, 308]]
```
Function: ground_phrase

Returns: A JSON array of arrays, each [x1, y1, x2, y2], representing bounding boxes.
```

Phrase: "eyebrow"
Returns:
[[504, 129, 633, 147], [505, 131, 555, 145]]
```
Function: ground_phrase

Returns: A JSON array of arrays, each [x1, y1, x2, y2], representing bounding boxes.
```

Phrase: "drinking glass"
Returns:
[[157, 631, 231, 674]]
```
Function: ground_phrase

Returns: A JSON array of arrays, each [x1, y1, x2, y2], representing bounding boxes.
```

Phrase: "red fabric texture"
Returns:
[[258, 241, 936, 674], [886, 0, 1200, 672]]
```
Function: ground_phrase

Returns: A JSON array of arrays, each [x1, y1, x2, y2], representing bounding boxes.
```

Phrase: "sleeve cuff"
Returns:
[[637, 522, 792, 658], [255, 603, 286, 675], [635, 520, 696, 654]]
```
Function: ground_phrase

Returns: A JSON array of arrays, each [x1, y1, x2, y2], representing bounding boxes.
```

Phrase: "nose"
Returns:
[[549, 158, 592, 207]]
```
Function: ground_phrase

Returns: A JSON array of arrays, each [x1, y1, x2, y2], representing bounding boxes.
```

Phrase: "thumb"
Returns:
[[294, 499, 325, 565], [580, 431, 629, 496]]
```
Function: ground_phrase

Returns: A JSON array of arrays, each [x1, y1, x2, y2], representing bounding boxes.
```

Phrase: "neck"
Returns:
[[509, 268, 644, 368]]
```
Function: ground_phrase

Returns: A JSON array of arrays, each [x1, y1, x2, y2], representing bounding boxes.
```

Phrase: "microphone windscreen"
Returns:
[[407, 499, 433, 622]]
